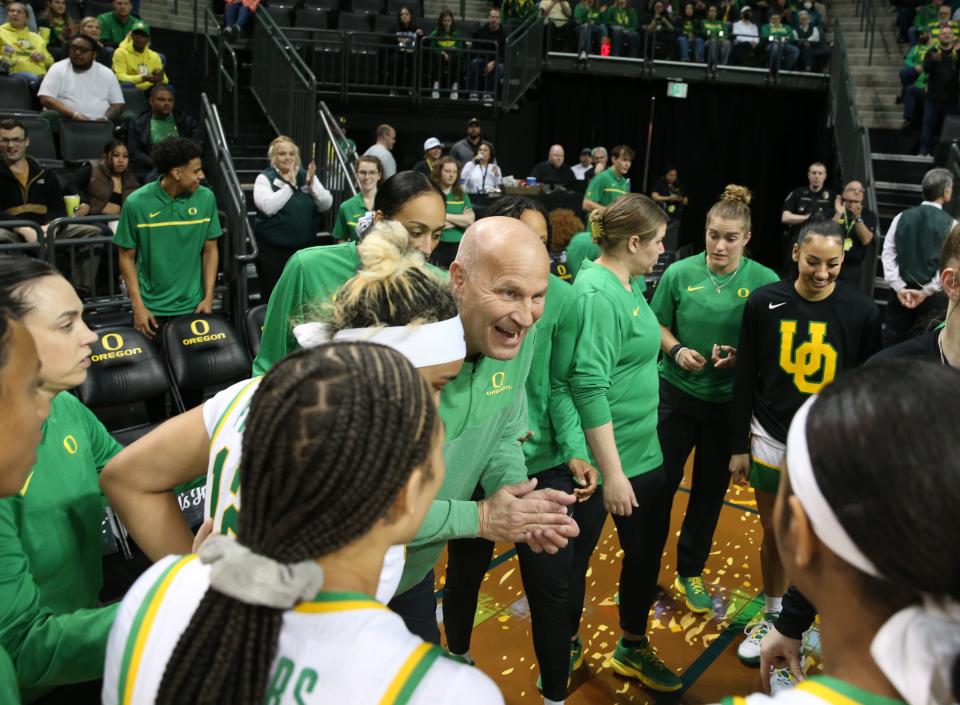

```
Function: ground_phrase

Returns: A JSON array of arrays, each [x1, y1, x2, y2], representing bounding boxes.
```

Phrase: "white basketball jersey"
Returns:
[[102, 556, 503, 705], [720, 677, 900, 705], [201, 378, 406, 604]]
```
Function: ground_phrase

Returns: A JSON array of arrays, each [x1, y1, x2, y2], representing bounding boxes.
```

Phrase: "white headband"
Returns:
[[292, 315, 466, 368], [785, 395, 883, 579]]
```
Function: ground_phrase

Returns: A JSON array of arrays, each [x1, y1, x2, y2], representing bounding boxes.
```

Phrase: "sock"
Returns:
[[621, 637, 645, 649], [544, 698, 565, 705], [764, 595, 783, 618]]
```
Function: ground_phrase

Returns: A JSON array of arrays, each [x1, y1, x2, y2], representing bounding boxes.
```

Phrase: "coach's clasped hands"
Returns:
[[476, 478, 580, 554]]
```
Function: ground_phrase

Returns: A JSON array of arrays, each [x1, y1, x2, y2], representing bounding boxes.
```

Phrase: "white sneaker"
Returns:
[[736, 620, 773, 665], [769, 668, 800, 695]]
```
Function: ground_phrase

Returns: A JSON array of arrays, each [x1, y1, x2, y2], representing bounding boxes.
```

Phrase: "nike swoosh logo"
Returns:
[[148, 211, 161, 218], [768, 302, 788, 309], [687, 285, 704, 292], [632, 307, 640, 316]]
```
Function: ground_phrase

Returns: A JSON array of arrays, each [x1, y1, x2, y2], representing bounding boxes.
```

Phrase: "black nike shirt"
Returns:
[[730, 279, 881, 453]]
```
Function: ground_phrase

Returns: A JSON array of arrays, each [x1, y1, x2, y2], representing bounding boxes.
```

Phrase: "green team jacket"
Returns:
[[0, 393, 121, 702], [397, 330, 537, 594], [0, 648, 18, 704]]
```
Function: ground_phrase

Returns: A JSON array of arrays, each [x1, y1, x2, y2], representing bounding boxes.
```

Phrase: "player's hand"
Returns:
[[568, 458, 598, 501], [306, 160, 317, 187], [133, 303, 158, 338], [760, 628, 805, 693], [602, 470, 638, 516], [476, 478, 578, 544], [897, 288, 927, 309], [192, 519, 215, 553], [711, 344, 736, 369], [677, 347, 707, 372], [833, 194, 844, 217], [729, 453, 750, 485], [194, 298, 214, 314]]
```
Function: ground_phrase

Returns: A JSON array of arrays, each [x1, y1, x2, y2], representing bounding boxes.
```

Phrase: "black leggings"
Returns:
[[388, 569, 442, 644], [442, 466, 577, 701], [569, 466, 671, 638], [658, 378, 733, 577], [254, 239, 308, 304]]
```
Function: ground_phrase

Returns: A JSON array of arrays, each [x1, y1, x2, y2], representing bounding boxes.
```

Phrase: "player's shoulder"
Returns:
[[831, 282, 878, 312], [747, 278, 792, 305], [409, 651, 505, 705], [203, 376, 262, 435]]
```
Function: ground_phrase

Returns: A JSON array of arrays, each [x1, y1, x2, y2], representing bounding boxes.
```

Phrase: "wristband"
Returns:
[[855, 216, 863, 224], [669, 343, 687, 362]]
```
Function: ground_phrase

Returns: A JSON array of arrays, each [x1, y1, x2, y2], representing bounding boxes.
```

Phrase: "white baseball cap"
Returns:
[[423, 137, 443, 151]]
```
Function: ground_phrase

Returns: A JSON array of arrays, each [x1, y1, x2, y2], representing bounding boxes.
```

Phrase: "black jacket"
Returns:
[[531, 161, 576, 187], [127, 108, 201, 169], [0, 156, 63, 225], [923, 44, 960, 102]]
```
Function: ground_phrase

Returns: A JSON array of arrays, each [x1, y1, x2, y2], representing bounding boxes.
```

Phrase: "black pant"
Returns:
[[255, 239, 307, 304], [882, 288, 948, 348], [658, 379, 732, 577], [429, 240, 459, 270], [388, 569, 441, 644], [442, 467, 577, 700], [145, 315, 204, 421], [569, 466, 671, 638]]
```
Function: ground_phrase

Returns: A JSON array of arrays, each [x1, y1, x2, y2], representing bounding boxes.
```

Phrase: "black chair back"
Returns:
[[161, 314, 251, 393], [60, 120, 116, 162], [295, 7, 329, 28], [351, 0, 384, 13], [121, 86, 149, 117], [0, 76, 34, 112], [21, 117, 59, 161], [76, 326, 172, 408], [338, 10, 373, 30], [244, 304, 267, 358]]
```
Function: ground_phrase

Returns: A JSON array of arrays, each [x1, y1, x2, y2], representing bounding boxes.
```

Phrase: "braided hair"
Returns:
[[155, 342, 438, 704]]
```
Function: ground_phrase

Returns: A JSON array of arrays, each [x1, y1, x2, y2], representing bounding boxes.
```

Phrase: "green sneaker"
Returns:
[[609, 638, 683, 692], [537, 636, 585, 692], [674, 575, 713, 614]]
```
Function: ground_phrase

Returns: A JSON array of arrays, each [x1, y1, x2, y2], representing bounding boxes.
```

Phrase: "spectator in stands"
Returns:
[[112, 20, 166, 90], [467, 8, 507, 98], [919, 25, 960, 156], [909, 0, 941, 44], [761, 11, 798, 69], [363, 124, 397, 180], [547, 206, 584, 281], [0, 256, 121, 704], [572, 147, 593, 180], [86, 138, 139, 226], [461, 142, 502, 194], [0, 2, 53, 91], [38, 33, 125, 136], [0, 118, 100, 244], [768, 0, 797, 28], [502, 0, 538, 25], [332, 155, 382, 243], [128, 84, 200, 173], [676, 2, 703, 62], [641, 0, 676, 59], [591, 145, 608, 174], [606, 0, 640, 57], [795, 9, 830, 71], [651, 165, 687, 251], [0, 0, 37, 32], [929, 3, 957, 39], [701, 4, 731, 64], [831, 179, 878, 288], [79, 15, 99, 38], [531, 144, 577, 188], [901, 29, 932, 126], [253, 136, 333, 302], [392, 5, 422, 88], [430, 155, 474, 268], [781, 162, 833, 248], [429, 9, 462, 97], [114, 137, 220, 344], [583, 143, 633, 212], [881, 167, 954, 346], [96, 0, 134, 49], [38, 0, 78, 57], [574, 0, 607, 60], [414, 136, 443, 177], [222, 0, 258, 40], [731, 5, 760, 65], [450, 117, 491, 164], [540, 0, 574, 51]]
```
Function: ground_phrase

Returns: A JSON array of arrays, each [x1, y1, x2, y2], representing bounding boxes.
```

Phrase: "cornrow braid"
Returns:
[[155, 342, 437, 705]]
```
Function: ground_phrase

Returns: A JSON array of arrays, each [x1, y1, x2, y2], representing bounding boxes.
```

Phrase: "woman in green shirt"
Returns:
[[649, 185, 778, 614], [429, 156, 474, 269], [331, 154, 382, 243], [559, 194, 683, 693], [0, 256, 123, 702]]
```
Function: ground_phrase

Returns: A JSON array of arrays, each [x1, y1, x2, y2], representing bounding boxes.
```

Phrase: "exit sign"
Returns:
[[667, 80, 688, 99]]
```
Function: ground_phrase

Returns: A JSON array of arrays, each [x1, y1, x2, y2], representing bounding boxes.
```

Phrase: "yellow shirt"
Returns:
[[0, 22, 53, 75], [111, 34, 168, 90]]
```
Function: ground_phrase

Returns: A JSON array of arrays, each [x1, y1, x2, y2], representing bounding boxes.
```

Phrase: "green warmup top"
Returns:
[[441, 189, 473, 244], [331, 191, 369, 242], [523, 274, 589, 475], [95, 10, 135, 45], [574, 2, 603, 24], [0, 393, 122, 702], [761, 23, 796, 41], [253, 241, 447, 375], [554, 259, 662, 479], [605, 5, 637, 29], [585, 169, 630, 208], [700, 18, 726, 38], [397, 331, 537, 593], [650, 253, 778, 402], [0, 648, 18, 705], [565, 231, 601, 280], [113, 180, 222, 317]]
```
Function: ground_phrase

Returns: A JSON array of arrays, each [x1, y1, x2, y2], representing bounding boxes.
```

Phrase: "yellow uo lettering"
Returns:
[[190, 319, 211, 336], [778, 320, 838, 394], [182, 333, 227, 346], [63, 435, 78, 454], [91, 347, 143, 362], [102, 333, 124, 351]]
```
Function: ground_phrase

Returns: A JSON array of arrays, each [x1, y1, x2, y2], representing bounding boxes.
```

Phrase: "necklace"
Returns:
[[707, 260, 741, 294]]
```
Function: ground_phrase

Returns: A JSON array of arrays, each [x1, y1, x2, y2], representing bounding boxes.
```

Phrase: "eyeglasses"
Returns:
[[0, 137, 26, 145], [357, 170, 379, 177]]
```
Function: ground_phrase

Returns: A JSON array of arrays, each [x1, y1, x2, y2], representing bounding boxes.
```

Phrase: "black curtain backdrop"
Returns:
[[496, 72, 834, 271]]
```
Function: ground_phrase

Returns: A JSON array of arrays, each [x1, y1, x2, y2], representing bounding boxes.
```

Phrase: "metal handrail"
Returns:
[[0, 220, 44, 256], [318, 102, 358, 198], [854, 0, 877, 65], [203, 6, 240, 135]]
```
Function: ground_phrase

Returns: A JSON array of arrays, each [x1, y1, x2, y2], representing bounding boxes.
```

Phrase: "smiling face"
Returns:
[[439, 161, 459, 189], [172, 157, 204, 193], [793, 234, 843, 299], [0, 125, 28, 167], [613, 152, 632, 176], [426, 145, 442, 161], [356, 158, 381, 194], [382, 191, 446, 257], [108, 144, 129, 174], [20, 275, 98, 393], [272, 141, 299, 173], [705, 216, 750, 274]]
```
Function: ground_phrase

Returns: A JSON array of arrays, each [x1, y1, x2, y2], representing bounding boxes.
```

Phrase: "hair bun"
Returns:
[[588, 208, 605, 244], [722, 184, 752, 206], [356, 221, 424, 282]]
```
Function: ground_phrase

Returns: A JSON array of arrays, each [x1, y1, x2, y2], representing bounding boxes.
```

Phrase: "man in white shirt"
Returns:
[[38, 33, 125, 136], [732, 6, 759, 64], [571, 147, 593, 181], [363, 124, 397, 180]]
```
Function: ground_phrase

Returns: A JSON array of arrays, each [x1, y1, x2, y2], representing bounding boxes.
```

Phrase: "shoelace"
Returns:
[[744, 621, 771, 639], [688, 578, 707, 596]]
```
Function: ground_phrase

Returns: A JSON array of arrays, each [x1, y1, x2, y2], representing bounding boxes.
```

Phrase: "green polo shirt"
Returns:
[[585, 169, 630, 207], [113, 180, 222, 317], [0, 648, 16, 705], [565, 231, 600, 280], [149, 115, 179, 145], [650, 253, 778, 402], [96, 10, 135, 45], [331, 192, 369, 242], [441, 189, 472, 244]]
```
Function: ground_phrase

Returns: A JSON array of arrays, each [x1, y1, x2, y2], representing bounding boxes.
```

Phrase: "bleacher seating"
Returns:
[[18, 116, 63, 168], [59, 119, 115, 162], [121, 86, 149, 118], [303, 0, 340, 11], [338, 10, 373, 31], [161, 314, 251, 407], [371, 13, 395, 32], [0, 76, 35, 113], [265, 3, 295, 26], [295, 7, 330, 28], [350, 0, 385, 14], [244, 304, 267, 358]]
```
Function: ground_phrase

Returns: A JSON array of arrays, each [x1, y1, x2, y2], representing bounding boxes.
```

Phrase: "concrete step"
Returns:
[[860, 109, 906, 130]]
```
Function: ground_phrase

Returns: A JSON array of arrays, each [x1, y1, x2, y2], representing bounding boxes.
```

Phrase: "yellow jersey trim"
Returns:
[[208, 378, 262, 449], [798, 681, 865, 705], [136, 218, 212, 229], [378, 642, 433, 705], [294, 599, 388, 614]]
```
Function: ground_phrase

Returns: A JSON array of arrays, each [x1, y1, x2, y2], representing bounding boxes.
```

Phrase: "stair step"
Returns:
[[872, 152, 933, 163], [877, 180, 923, 193]]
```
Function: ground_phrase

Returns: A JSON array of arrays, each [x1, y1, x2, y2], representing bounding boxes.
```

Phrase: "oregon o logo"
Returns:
[[102, 333, 124, 351], [63, 435, 78, 455], [491, 372, 505, 388], [737, 287, 750, 298], [188, 206, 198, 216], [190, 319, 210, 336]]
